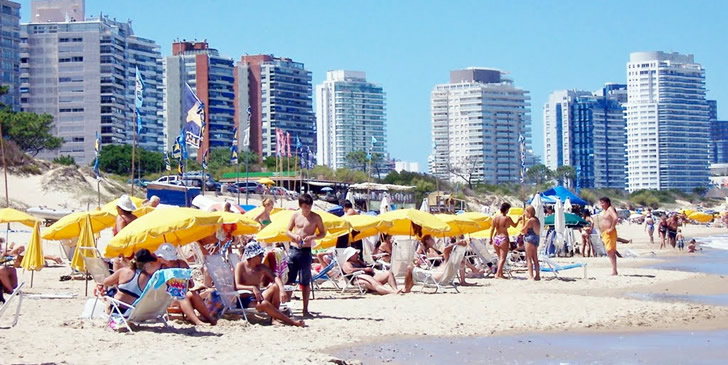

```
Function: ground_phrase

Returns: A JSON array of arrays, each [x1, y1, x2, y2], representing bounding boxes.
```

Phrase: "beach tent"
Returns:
[[541, 186, 588, 206]]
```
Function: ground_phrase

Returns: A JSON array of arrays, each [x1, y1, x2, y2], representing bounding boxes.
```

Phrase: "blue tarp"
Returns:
[[327, 205, 344, 217], [541, 186, 588, 206], [526, 194, 558, 205]]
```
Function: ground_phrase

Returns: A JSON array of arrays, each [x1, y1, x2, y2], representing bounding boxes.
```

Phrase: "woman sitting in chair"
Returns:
[[98, 248, 161, 314], [401, 237, 470, 293], [372, 234, 393, 263], [340, 247, 399, 295], [416, 235, 443, 267]]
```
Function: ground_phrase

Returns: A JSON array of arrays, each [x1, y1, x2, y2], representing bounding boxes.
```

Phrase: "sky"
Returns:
[[18, 0, 728, 169]]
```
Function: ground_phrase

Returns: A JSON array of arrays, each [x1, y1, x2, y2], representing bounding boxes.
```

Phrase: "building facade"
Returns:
[[708, 100, 728, 164], [625, 51, 710, 192], [429, 68, 531, 184], [315, 70, 387, 169], [239, 55, 315, 158], [543, 84, 627, 189], [0, 0, 20, 110], [20, 14, 164, 164], [165, 41, 237, 156]]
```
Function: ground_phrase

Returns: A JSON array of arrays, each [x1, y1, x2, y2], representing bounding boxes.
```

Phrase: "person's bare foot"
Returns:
[[459, 281, 474, 286], [534, 276, 541, 281], [302, 311, 314, 318]]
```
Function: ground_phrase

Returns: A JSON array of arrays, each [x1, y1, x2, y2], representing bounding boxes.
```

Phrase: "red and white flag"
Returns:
[[286, 132, 291, 157]]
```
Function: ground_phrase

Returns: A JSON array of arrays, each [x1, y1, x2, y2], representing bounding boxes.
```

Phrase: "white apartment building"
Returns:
[[543, 90, 591, 170], [316, 70, 387, 169], [430, 68, 531, 184], [625, 51, 710, 192]]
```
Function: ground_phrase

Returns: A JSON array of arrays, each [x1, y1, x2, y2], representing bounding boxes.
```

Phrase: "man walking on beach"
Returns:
[[599, 197, 618, 275], [286, 193, 326, 317]]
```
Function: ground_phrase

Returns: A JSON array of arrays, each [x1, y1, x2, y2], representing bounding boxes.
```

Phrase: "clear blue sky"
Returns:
[[19, 0, 728, 169]]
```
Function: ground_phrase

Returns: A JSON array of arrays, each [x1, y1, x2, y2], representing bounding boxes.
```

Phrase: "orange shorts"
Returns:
[[601, 230, 617, 252]]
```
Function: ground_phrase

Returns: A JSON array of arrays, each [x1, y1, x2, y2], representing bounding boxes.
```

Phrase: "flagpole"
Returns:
[[201, 150, 206, 196], [244, 153, 248, 205], [130, 109, 136, 196]]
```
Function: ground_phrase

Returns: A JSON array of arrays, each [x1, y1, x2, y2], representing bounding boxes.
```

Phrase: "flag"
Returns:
[[519, 134, 526, 182], [201, 149, 209, 170], [371, 136, 377, 145], [230, 127, 239, 165], [296, 136, 302, 150], [242, 106, 251, 151], [286, 132, 291, 158], [177, 158, 184, 175], [299, 149, 306, 169], [275, 128, 282, 157], [307, 146, 314, 169], [172, 138, 181, 159], [135, 67, 145, 135], [177, 129, 188, 160], [93, 132, 100, 179], [164, 152, 171, 171], [183, 83, 205, 148]]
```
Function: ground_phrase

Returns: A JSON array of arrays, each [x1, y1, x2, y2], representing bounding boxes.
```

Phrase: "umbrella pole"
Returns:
[[30, 271, 33, 288]]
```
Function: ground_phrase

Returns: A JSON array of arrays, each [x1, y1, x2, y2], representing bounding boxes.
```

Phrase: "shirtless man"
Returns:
[[489, 202, 523, 279], [599, 197, 619, 276], [285, 193, 326, 317], [234, 241, 304, 327], [343, 200, 358, 216]]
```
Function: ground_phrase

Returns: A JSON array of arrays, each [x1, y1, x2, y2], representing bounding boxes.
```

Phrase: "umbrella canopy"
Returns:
[[258, 178, 275, 185], [470, 213, 523, 239], [256, 210, 351, 244], [103, 208, 224, 258], [688, 212, 713, 223], [214, 211, 261, 236], [419, 197, 429, 212], [242, 206, 283, 220], [543, 212, 587, 227], [314, 214, 392, 249], [71, 215, 96, 272], [0, 207, 39, 227], [564, 197, 573, 213], [531, 194, 545, 237], [554, 199, 566, 251], [378, 209, 450, 236], [434, 214, 482, 236], [20, 221, 44, 271], [321, 187, 333, 192], [345, 191, 354, 205], [101, 197, 151, 217], [541, 186, 588, 206], [508, 207, 524, 216], [457, 212, 492, 230], [42, 210, 116, 240]]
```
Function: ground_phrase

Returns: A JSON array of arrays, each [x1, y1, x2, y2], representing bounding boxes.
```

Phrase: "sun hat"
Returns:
[[117, 194, 137, 212], [154, 243, 178, 261], [243, 241, 265, 260], [343, 247, 358, 262]]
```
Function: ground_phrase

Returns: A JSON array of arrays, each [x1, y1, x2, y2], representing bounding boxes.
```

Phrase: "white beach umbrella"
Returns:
[[564, 197, 572, 213], [345, 191, 354, 205], [554, 199, 566, 253], [420, 197, 429, 212], [530, 194, 545, 238], [380, 193, 391, 213]]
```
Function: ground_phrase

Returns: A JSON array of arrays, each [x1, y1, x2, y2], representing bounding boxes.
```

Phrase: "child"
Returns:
[[676, 229, 685, 251], [687, 239, 698, 253]]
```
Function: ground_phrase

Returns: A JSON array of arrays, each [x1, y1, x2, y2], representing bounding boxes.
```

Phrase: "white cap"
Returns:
[[343, 247, 358, 262], [155, 243, 178, 261]]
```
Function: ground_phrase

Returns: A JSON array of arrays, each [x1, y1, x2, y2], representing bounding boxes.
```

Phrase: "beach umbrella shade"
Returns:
[[434, 214, 482, 236], [243, 206, 283, 220], [214, 211, 261, 236], [70, 215, 97, 273], [531, 194, 545, 238], [508, 207, 524, 216], [0, 207, 39, 227], [419, 197, 429, 212], [20, 221, 44, 280], [314, 214, 390, 249], [345, 191, 354, 204], [101, 196, 152, 217], [321, 187, 333, 192], [470, 213, 523, 239], [103, 208, 224, 258], [256, 209, 351, 245], [42, 210, 116, 241], [258, 178, 275, 185], [378, 209, 450, 236], [457, 212, 492, 231], [543, 212, 587, 227], [688, 212, 713, 223]]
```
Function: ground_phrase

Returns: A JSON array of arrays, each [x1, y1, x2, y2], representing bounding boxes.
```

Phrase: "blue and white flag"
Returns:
[[172, 138, 181, 159], [135, 67, 144, 134], [164, 152, 171, 171], [201, 149, 208, 170], [296, 136, 302, 150], [177, 129, 188, 160], [371, 136, 377, 145], [183, 83, 205, 148], [307, 146, 314, 169], [230, 127, 239, 165], [519, 134, 526, 182], [93, 132, 100, 179]]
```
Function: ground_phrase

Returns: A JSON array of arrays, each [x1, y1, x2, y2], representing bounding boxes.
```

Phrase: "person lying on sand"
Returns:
[[401, 238, 470, 293], [340, 247, 399, 295], [234, 241, 304, 327]]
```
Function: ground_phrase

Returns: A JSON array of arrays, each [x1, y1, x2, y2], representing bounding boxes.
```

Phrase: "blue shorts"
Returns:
[[287, 246, 312, 287], [240, 294, 255, 309]]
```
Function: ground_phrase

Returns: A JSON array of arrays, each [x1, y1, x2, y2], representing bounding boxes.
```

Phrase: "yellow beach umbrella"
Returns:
[[103, 208, 224, 258], [457, 212, 493, 231], [0, 207, 39, 227], [42, 210, 116, 240], [102, 197, 153, 217], [314, 214, 393, 249], [435, 214, 482, 236], [215, 211, 261, 236], [688, 212, 713, 223], [20, 221, 44, 286], [471, 215, 524, 239], [257, 210, 351, 244], [258, 178, 275, 185], [508, 207, 524, 216], [242, 206, 282, 220], [378, 209, 450, 236], [70, 215, 96, 272]]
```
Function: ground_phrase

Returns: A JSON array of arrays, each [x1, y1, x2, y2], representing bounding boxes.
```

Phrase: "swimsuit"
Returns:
[[524, 227, 539, 247], [493, 235, 508, 247], [286, 245, 312, 287], [117, 269, 143, 299], [260, 219, 272, 226], [601, 229, 617, 252]]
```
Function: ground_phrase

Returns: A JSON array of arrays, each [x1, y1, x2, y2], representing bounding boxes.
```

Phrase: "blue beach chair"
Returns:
[[539, 256, 587, 279]]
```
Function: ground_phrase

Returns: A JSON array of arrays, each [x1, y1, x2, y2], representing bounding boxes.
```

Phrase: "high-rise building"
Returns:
[[429, 68, 531, 184], [708, 100, 728, 164], [20, 8, 164, 164], [543, 84, 627, 189], [315, 70, 387, 169], [165, 41, 237, 156], [625, 51, 710, 192], [0, 1, 20, 110], [31, 0, 83, 22], [238, 55, 315, 158]]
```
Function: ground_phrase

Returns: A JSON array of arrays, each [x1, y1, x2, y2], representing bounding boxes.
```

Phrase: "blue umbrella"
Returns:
[[321, 187, 334, 192]]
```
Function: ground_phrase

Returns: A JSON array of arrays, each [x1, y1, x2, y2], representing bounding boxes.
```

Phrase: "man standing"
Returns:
[[286, 193, 326, 317], [599, 197, 619, 275], [343, 200, 358, 216]]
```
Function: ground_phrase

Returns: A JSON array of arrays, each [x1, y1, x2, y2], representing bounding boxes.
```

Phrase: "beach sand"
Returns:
[[2, 223, 727, 364]]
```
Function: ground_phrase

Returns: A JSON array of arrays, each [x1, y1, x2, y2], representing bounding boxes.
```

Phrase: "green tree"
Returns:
[[344, 150, 369, 171], [52, 155, 76, 166], [525, 164, 553, 185], [0, 109, 62, 156], [263, 155, 277, 170], [98, 144, 163, 176], [554, 165, 576, 186]]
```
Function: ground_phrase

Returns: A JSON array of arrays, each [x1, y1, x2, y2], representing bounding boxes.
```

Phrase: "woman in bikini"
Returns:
[[255, 198, 275, 227], [98, 249, 161, 314], [581, 211, 594, 257], [658, 215, 668, 249], [490, 202, 523, 279], [644, 209, 655, 244]]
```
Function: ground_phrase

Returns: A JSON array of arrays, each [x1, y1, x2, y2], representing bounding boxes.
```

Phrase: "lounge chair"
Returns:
[[0, 282, 25, 328], [539, 256, 587, 279], [80, 249, 112, 319], [334, 248, 365, 295], [203, 254, 263, 323], [106, 268, 192, 332], [468, 238, 507, 278], [228, 252, 293, 310], [390, 236, 416, 278], [361, 236, 390, 270], [311, 260, 340, 291], [416, 245, 466, 294]]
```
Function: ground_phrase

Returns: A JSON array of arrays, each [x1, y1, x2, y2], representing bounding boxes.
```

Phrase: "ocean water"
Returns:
[[646, 234, 728, 275]]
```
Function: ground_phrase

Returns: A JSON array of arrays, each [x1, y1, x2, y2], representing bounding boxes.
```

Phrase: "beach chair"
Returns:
[[311, 260, 341, 291], [361, 236, 390, 270], [417, 245, 466, 294], [0, 281, 24, 328], [228, 252, 293, 309], [203, 254, 262, 323], [390, 236, 416, 278], [468, 238, 507, 278], [80, 250, 113, 319], [106, 268, 192, 332], [539, 256, 587, 279], [334, 248, 365, 295]]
